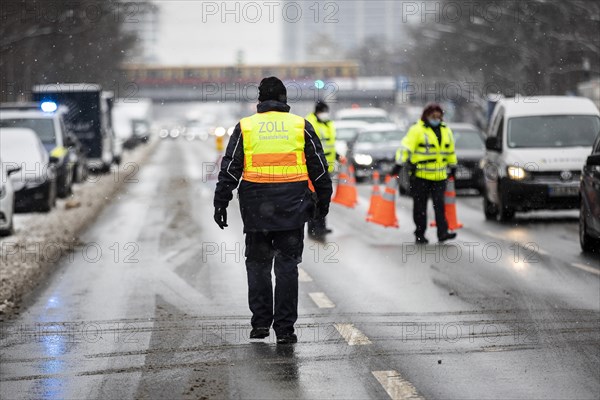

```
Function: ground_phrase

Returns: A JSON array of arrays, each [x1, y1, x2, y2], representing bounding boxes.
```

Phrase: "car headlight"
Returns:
[[354, 153, 373, 166], [507, 166, 527, 180]]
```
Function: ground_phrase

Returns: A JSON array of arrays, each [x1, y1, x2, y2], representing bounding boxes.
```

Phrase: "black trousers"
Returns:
[[245, 228, 304, 336], [411, 177, 448, 239]]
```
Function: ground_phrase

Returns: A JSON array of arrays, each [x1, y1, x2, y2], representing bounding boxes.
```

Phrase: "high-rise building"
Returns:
[[282, 0, 407, 62], [120, 1, 160, 64]]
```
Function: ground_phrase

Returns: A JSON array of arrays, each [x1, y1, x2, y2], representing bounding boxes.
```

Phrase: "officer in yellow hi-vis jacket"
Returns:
[[214, 77, 332, 344], [305, 101, 336, 238], [306, 101, 336, 172], [392, 103, 458, 244]]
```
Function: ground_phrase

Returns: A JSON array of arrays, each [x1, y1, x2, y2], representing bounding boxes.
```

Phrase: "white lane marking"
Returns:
[[571, 263, 600, 276], [298, 267, 313, 282], [309, 292, 335, 308], [334, 323, 372, 345], [372, 370, 424, 400]]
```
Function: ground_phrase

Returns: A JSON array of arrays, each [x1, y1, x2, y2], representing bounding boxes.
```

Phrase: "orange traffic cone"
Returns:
[[366, 171, 382, 219], [333, 159, 358, 208], [366, 174, 399, 228], [431, 176, 463, 230], [444, 177, 463, 230]]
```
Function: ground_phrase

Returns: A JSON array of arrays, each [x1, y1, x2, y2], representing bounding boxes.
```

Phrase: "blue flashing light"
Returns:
[[314, 80, 325, 90], [41, 101, 58, 113]]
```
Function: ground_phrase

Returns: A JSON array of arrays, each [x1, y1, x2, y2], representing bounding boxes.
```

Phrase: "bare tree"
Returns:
[[1, 0, 137, 101], [404, 0, 600, 96]]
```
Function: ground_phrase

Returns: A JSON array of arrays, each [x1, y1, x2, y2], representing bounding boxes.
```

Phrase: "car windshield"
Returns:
[[0, 118, 56, 145], [507, 115, 600, 148], [356, 130, 404, 143], [453, 129, 485, 150], [336, 127, 361, 141], [341, 115, 391, 124]]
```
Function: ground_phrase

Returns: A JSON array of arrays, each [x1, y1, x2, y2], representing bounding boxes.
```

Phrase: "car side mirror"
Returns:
[[586, 154, 600, 167], [6, 165, 21, 176], [485, 137, 501, 152]]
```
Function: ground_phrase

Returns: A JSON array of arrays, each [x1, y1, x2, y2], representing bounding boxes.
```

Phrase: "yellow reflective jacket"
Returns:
[[306, 113, 336, 172], [396, 120, 457, 181], [240, 111, 309, 183]]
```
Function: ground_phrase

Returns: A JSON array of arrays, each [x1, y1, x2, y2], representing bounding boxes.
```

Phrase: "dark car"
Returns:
[[448, 123, 486, 191], [398, 123, 485, 195], [580, 133, 600, 252], [350, 123, 404, 182], [0, 128, 57, 212]]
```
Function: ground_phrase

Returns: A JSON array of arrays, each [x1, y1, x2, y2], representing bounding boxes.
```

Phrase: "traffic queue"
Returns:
[[311, 96, 600, 252], [0, 84, 151, 237]]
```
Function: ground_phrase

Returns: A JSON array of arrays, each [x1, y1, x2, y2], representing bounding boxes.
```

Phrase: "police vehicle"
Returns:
[[32, 84, 116, 172], [0, 128, 57, 212], [0, 102, 75, 198]]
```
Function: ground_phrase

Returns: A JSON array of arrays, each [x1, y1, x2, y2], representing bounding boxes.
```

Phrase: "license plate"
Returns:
[[548, 185, 579, 197], [456, 168, 472, 180]]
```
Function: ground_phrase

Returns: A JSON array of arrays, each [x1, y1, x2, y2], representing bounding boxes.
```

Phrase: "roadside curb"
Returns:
[[0, 140, 159, 317]]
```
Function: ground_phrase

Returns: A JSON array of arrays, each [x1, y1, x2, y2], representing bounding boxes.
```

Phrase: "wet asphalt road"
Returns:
[[1, 139, 599, 400]]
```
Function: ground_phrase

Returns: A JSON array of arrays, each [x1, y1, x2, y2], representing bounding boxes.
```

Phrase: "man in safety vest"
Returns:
[[305, 101, 336, 239], [392, 103, 458, 244], [214, 77, 332, 344]]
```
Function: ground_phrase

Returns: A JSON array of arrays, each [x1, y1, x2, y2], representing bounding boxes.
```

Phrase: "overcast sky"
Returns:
[[155, 1, 283, 66]]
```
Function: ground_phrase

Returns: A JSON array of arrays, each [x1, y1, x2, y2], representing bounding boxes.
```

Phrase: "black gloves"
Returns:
[[214, 207, 228, 229], [316, 204, 329, 219], [449, 166, 457, 178], [408, 162, 417, 174], [391, 164, 402, 177]]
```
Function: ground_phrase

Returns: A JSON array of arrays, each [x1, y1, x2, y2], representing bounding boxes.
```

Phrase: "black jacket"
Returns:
[[214, 100, 333, 232]]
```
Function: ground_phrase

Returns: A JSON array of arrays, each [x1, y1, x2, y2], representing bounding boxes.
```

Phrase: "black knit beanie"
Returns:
[[315, 101, 329, 113], [258, 76, 287, 103]]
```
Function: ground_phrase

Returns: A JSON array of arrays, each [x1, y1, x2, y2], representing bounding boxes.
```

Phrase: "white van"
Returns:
[[481, 96, 600, 221]]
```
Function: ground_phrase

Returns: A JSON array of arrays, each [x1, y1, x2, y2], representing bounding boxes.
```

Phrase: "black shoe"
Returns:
[[415, 236, 429, 245], [276, 333, 297, 344], [438, 232, 457, 243], [325, 228, 333, 234], [250, 327, 270, 339]]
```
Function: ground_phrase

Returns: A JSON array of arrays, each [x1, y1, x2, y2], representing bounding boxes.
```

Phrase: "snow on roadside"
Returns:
[[0, 140, 158, 316]]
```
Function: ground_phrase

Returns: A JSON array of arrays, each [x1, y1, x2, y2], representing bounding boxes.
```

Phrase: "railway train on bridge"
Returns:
[[121, 61, 360, 85]]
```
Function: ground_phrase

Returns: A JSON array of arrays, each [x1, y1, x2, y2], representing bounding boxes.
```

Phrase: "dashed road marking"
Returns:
[[372, 370, 424, 400], [298, 267, 313, 282], [309, 292, 335, 308], [334, 323, 372, 345], [571, 262, 600, 276]]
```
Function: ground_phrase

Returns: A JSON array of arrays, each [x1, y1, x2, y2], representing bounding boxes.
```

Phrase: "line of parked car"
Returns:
[[0, 84, 152, 237], [335, 97, 600, 253]]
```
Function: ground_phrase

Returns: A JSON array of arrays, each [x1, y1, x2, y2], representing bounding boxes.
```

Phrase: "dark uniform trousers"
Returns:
[[245, 228, 304, 336], [411, 177, 448, 239]]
